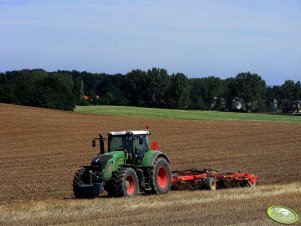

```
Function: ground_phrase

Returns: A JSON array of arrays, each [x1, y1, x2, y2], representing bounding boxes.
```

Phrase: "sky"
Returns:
[[0, 0, 300, 85]]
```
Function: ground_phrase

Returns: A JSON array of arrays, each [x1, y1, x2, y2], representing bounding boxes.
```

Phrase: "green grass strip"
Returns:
[[75, 105, 301, 122]]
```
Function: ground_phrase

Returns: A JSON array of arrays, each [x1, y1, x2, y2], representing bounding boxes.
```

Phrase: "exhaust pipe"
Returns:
[[99, 134, 105, 154], [92, 134, 105, 155]]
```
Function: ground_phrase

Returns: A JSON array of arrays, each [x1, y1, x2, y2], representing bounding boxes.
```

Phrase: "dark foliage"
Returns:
[[0, 69, 300, 113]]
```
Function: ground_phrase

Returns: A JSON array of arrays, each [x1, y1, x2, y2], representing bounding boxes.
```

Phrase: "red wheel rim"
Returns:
[[125, 175, 135, 195], [157, 167, 168, 188]]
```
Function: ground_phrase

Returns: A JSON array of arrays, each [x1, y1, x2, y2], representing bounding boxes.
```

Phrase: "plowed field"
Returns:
[[0, 103, 300, 225]]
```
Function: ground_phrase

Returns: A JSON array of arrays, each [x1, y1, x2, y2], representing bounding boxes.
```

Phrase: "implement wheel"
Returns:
[[110, 167, 139, 197], [204, 177, 217, 190], [149, 157, 172, 194], [247, 181, 256, 187]]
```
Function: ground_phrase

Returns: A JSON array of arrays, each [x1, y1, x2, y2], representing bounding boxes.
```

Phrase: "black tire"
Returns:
[[149, 157, 172, 195], [204, 177, 217, 190], [104, 178, 121, 197], [104, 181, 115, 197], [109, 167, 139, 197], [73, 167, 90, 198]]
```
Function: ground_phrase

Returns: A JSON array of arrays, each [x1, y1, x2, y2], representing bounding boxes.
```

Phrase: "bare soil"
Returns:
[[0, 103, 300, 225]]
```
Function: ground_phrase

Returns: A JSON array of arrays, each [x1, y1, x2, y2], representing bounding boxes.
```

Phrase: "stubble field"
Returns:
[[0, 103, 300, 225]]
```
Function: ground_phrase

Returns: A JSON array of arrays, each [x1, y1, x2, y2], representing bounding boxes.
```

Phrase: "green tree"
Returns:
[[39, 73, 75, 110], [189, 78, 205, 109], [295, 81, 301, 112], [125, 69, 147, 106], [169, 73, 189, 109], [0, 74, 16, 103], [145, 68, 170, 107], [14, 70, 47, 106], [234, 72, 266, 112], [223, 78, 236, 111], [199, 76, 224, 110], [278, 80, 301, 113]]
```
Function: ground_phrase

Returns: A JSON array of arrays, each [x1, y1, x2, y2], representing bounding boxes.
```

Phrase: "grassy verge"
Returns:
[[75, 105, 301, 122]]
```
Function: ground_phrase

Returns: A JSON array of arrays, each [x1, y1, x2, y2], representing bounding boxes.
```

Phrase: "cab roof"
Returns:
[[108, 130, 150, 136]]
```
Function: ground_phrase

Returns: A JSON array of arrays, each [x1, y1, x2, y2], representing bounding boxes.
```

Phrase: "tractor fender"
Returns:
[[139, 150, 170, 167], [146, 151, 170, 167], [150, 151, 170, 165]]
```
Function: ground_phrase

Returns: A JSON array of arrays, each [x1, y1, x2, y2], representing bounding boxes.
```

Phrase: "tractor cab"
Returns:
[[107, 130, 150, 164]]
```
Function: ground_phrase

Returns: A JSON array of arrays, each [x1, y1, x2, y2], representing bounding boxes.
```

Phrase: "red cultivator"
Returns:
[[171, 168, 258, 191]]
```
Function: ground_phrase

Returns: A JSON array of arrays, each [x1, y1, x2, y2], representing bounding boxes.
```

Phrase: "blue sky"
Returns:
[[0, 0, 300, 85]]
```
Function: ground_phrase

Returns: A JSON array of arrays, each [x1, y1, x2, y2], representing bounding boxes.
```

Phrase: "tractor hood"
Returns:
[[91, 151, 125, 169], [91, 154, 112, 168]]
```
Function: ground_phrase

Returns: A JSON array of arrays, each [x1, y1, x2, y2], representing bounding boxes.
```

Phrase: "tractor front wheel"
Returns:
[[110, 167, 139, 197], [149, 157, 172, 195]]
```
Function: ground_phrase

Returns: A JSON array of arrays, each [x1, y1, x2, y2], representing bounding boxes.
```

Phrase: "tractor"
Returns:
[[73, 129, 171, 197]]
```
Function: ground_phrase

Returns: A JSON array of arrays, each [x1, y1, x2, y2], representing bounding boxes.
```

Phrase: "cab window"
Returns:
[[108, 135, 131, 152], [133, 135, 148, 152]]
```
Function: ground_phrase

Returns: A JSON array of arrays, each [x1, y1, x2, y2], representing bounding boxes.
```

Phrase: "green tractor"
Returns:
[[73, 130, 172, 197]]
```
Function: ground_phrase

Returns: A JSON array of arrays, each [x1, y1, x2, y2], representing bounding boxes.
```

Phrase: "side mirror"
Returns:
[[139, 137, 143, 145], [92, 139, 96, 147]]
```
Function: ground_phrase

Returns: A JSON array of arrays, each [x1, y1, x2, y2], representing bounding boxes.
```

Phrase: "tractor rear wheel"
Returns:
[[204, 177, 217, 190], [149, 157, 172, 194], [110, 167, 139, 197]]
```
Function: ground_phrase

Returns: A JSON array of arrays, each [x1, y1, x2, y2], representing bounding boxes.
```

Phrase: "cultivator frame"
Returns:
[[171, 168, 258, 190]]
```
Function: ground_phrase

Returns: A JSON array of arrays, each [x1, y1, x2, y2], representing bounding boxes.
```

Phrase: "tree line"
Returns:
[[0, 68, 300, 113]]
